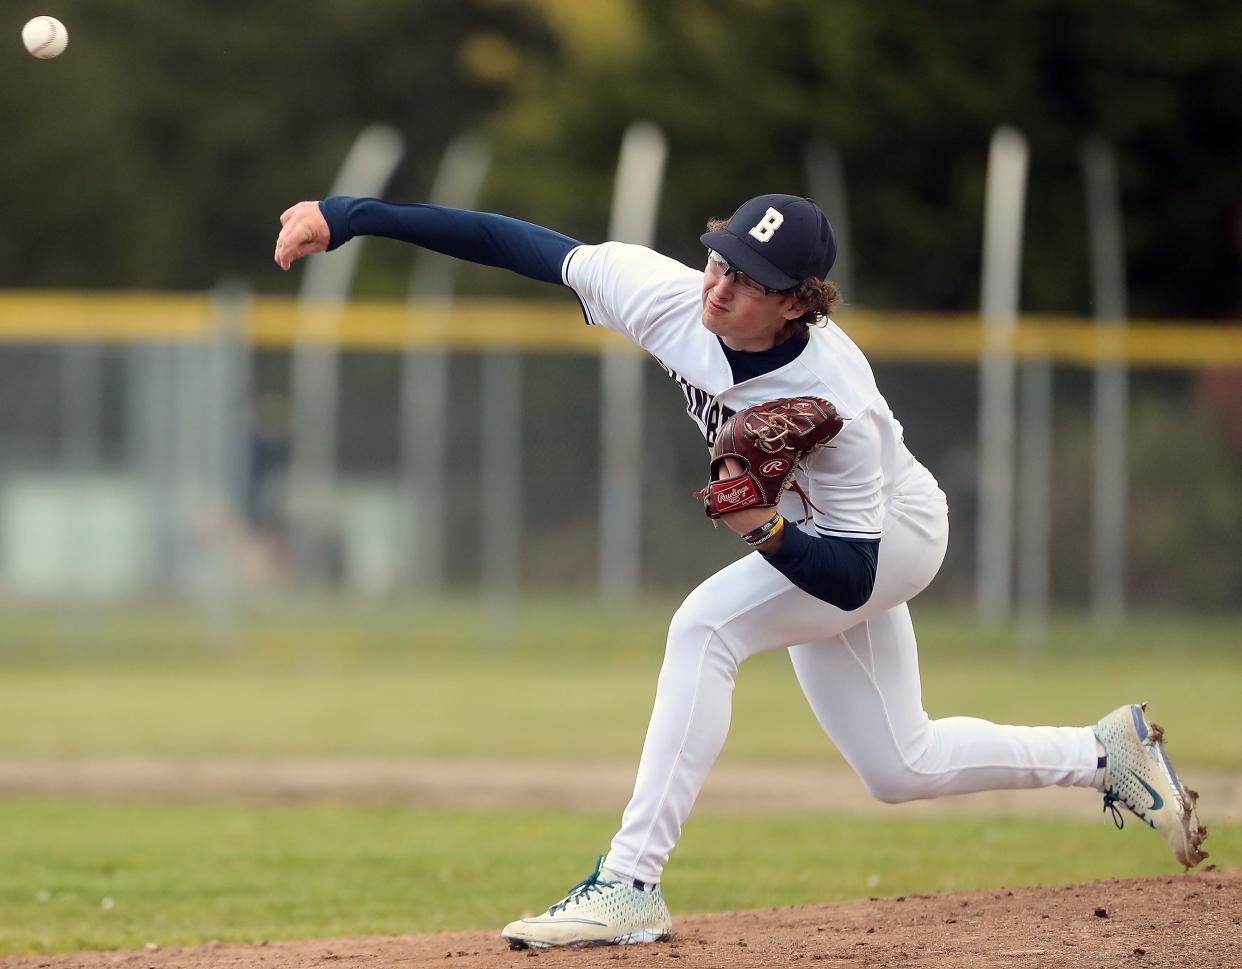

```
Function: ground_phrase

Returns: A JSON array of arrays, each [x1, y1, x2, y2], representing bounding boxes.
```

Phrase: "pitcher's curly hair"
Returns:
[[705, 217, 842, 335]]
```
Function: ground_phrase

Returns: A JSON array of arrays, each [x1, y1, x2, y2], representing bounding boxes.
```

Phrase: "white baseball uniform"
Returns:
[[564, 241, 1101, 886]]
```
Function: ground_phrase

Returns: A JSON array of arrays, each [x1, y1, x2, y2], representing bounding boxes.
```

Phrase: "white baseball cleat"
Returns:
[[1093, 702, 1208, 868], [501, 856, 672, 949]]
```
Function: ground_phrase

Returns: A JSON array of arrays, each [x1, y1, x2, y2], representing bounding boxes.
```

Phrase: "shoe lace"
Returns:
[[1102, 791, 1126, 830], [548, 856, 618, 916]]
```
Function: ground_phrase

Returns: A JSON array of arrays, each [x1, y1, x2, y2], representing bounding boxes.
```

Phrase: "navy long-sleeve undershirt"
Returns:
[[764, 525, 879, 611], [319, 196, 580, 285], [317, 196, 878, 610]]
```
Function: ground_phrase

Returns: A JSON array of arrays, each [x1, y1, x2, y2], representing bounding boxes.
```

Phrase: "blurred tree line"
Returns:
[[3, 0, 1237, 320], [0, 0, 556, 291]]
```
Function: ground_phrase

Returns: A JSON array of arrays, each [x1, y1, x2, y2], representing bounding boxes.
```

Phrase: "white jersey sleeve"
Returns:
[[803, 403, 886, 540], [562, 242, 702, 349]]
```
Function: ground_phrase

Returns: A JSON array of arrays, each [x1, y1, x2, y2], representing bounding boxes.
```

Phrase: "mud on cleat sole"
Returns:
[[1095, 703, 1209, 869], [1146, 713, 1209, 867]]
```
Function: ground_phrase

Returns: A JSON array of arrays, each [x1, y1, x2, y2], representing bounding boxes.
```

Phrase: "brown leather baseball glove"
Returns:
[[696, 397, 844, 519]]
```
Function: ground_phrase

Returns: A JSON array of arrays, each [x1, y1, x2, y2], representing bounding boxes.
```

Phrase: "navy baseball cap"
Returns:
[[700, 194, 836, 291]]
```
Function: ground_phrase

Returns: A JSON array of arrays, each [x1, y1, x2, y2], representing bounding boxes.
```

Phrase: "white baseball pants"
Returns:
[[604, 493, 1100, 885]]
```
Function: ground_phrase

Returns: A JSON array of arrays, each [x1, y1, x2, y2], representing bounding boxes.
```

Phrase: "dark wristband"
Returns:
[[741, 512, 784, 549]]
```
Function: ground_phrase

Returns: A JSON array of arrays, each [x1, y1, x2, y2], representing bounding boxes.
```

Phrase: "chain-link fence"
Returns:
[[0, 292, 1238, 617]]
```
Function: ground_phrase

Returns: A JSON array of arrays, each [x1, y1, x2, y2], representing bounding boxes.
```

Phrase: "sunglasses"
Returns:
[[706, 249, 788, 297]]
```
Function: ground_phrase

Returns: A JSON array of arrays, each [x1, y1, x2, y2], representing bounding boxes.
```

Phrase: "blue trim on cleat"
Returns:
[[1128, 769, 1163, 813]]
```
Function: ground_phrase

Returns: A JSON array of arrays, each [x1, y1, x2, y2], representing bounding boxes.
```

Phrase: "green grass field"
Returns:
[[0, 600, 1237, 767], [0, 599, 1238, 954]]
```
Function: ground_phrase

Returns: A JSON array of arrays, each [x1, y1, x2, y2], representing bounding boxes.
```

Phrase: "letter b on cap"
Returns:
[[748, 207, 784, 243]]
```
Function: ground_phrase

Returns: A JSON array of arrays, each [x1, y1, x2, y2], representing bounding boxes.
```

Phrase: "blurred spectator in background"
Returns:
[[242, 391, 291, 584]]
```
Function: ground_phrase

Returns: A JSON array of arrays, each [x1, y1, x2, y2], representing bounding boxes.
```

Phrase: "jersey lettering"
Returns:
[[748, 207, 784, 242], [657, 361, 735, 447]]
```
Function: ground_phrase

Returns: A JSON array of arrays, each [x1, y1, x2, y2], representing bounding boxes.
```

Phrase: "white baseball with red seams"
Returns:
[[22, 16, 69, 59]]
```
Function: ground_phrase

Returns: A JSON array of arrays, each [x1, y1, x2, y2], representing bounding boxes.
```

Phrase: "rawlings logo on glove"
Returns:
[[695, 396, 843, 520]]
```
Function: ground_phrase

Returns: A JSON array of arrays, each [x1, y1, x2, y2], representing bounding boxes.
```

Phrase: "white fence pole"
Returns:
[[1083, 137, 1129, 625], [804, 139, 854, 299], [289, 123, 405, 585], [60, 344, 102, 473], [59, 342, 103, 604], [171, 338, 206, 594], [126, 344, 167, 590], [480, 353, 523, 604], [402, 132, 492, 594], [599, 121, 667, 600], [976, 125, 1029, 621], [1017, 357, 1052, 649], [199, 280, 251, 647]]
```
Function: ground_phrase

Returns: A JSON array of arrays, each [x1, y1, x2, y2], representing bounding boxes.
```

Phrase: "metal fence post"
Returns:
[[289, 123, 405, 586], [599, 121, 667, 601], [804, 139, 854, 300], [1083, 137, 1129, 624], [402, 132, 492, 595], [976, 125, 1029, 621]]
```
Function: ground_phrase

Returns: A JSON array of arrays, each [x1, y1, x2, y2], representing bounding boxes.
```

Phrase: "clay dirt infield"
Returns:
[[3, 759, 1240, 820], [2, 870, 1238, 969]]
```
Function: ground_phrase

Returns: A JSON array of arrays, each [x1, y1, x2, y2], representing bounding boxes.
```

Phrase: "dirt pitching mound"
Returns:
[[4, 870, 1237, 969]]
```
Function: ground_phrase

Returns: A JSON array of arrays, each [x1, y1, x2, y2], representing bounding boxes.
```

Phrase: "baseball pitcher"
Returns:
[[274, 192, 1206, 949]]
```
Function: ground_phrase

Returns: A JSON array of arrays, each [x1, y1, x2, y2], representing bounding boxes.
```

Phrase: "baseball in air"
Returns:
[[22, 16, 68, 58]]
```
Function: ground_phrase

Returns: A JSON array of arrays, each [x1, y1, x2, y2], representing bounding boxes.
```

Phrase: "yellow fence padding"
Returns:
[[0, 292, 1239, 367]]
